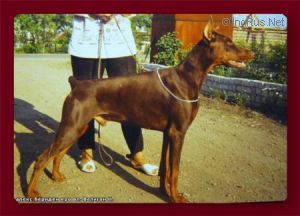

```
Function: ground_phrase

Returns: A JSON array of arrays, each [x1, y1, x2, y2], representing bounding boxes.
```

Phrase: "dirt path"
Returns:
[[14, 54, 287, 203]]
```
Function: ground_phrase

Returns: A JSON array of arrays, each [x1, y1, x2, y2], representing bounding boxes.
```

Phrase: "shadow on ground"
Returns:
[[14, 97, 168, 202]]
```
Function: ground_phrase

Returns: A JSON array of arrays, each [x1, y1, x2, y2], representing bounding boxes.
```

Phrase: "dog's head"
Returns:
[[203, 17, 254, 69]]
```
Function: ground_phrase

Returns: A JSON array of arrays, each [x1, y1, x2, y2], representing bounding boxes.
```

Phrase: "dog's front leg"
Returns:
[[168, 128, 188, 203], [159, 130, 171, 197]]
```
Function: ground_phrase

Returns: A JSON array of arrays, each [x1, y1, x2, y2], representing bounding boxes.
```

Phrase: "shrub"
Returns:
[[267, 42, 287, 84], [154, 32, 182, 66], [23, 43, 40, 53]]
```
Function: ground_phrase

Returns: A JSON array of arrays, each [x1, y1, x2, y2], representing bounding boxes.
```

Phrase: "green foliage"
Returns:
[[23, 43, 40, 53], [267, 43, 287, 84], [15, 14, 153, 54], [178, 44, 193, 63], [130, 14, 152, 32], [213, 66, 234, 77], [130, 14, 152, 53], [14, 14, 72, 53], [153, 32, 183, 66]]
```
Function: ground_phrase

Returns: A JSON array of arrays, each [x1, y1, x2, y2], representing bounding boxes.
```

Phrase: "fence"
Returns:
[[233, 27, 287, 45]]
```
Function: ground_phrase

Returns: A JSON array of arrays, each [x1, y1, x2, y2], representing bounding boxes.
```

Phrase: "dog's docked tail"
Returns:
[[68, 76, 78, 89]]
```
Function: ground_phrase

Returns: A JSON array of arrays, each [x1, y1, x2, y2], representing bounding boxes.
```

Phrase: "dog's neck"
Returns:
[[176, 40, 215, 90]]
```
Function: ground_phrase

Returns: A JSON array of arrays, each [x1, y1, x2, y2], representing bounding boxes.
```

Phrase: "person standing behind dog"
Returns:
[[68, 14, 158, 175]]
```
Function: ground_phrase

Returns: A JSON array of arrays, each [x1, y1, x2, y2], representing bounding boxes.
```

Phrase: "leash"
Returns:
[[95, 15, 142, 166], [114, 16, 200, 103], [97, 21, 105, 79], [156, 68, 201, 103], [96, 19, 114, 167], [113, 16, 141, 70], [97, 127, 114, 166]]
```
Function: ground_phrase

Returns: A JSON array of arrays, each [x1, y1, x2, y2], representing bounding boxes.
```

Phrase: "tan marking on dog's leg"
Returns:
[[27, 148, 55, 198], [168, 129, 188, 203], [159, 131, 171, 197], [52, 146, 71, 182], [28, 122, 81, 197]]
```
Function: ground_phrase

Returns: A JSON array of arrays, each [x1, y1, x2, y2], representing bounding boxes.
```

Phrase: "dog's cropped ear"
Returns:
[[203, 16, 214, 41]]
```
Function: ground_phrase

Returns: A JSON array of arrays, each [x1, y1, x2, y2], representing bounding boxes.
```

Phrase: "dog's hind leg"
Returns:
[[52, 124, 88, 182], [27, 125, 81, 198], [27, 146, 55, 198]]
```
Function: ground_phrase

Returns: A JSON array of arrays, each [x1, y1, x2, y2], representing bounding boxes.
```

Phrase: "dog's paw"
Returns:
[[52, 172, 66, 182], [171, 193, 189, 203], [27, 190, 41, 198]]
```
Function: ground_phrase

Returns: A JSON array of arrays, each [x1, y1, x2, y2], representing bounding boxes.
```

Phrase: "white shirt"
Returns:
[[68, 14, 137, 59]]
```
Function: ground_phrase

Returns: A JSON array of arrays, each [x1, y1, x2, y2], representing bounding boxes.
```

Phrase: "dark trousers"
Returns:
[[70, 55, 144, 155]]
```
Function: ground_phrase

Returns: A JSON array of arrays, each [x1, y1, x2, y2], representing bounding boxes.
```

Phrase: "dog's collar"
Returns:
[[156, 68, 201, 103]]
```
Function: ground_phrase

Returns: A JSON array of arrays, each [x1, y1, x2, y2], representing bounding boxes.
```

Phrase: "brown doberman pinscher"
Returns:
[[27, 18, 254, 203]]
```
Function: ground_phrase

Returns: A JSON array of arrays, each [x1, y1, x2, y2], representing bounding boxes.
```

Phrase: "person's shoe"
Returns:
[[135, 163, 159, 176], [78, 149, 96, 173], [129, 155, 158, 176], [78, 160, 96, 173]]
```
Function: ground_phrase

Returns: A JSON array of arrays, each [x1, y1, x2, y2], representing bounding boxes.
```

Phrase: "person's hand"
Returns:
[[89, 14, 113, 23]]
